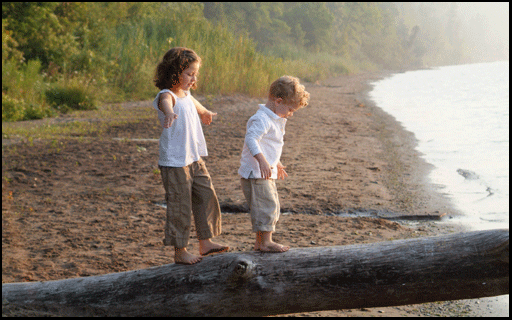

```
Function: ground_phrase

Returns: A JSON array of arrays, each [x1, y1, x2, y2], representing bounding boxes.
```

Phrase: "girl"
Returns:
[[153, 47, 229, 265]]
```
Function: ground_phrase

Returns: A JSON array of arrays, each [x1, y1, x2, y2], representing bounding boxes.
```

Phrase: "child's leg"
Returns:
[[160, 165, 202, 264], [190, 159, 229, 256], [241, 178, 289, 253]]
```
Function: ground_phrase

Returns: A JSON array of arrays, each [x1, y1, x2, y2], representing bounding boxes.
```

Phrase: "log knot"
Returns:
[[226, 258, 256, 289], [232, 260, 255, 278], [234, 261, 249, 275]]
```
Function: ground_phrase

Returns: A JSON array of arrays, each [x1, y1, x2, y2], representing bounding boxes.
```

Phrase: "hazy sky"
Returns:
[[457, 2, 509, 61]]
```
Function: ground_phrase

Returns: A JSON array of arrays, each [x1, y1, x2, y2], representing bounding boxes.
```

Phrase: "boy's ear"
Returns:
[[274, 97, 283, 105]]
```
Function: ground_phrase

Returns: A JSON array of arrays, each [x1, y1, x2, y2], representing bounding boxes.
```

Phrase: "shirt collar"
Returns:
[[259, 104, 284, 121]]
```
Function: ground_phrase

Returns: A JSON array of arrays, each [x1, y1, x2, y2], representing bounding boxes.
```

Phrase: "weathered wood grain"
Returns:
[[2, 229, 508, 316]]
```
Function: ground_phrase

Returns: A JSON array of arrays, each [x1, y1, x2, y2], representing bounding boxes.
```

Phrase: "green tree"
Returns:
[[203, 2, 290, 48], [2, 19, 24, 64], [2, 2, 79, 70], [327, 3, 384, 58], [282, 3, 333, 52], [359, 3, 406, 69]]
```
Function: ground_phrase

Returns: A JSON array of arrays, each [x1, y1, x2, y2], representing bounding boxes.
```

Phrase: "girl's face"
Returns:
[[178, 61, 200, 91]]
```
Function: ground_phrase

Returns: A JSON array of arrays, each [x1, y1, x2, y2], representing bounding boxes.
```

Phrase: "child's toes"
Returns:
[[258, 243, 289, 253]]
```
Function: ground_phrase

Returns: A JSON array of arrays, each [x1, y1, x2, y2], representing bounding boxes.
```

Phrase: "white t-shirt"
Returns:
[[153, 89, 207, 167], [239, 104, 287, 179]]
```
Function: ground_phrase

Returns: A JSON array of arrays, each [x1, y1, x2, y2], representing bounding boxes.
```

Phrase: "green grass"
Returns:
[[1, 102, 153, 142]]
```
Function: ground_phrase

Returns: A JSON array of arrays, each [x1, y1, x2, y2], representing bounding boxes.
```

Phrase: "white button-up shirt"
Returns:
[[239, 104, 287, 179]]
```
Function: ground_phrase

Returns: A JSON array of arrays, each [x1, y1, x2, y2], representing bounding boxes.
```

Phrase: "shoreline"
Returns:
[[349, 71, 508, 318], [2, 71, 507, 317], [357, 72, 464, 220]]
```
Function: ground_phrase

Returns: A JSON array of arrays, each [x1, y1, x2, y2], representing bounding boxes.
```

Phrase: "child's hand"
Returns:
[[163, 112, 178, 128], [200, 110, 217, 125], [277, 163, 288, 180], [260, 162, 272, 180], [255, 153, 272, 179]]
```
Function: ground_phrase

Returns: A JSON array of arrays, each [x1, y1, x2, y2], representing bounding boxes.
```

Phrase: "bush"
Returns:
[[24, 102, 54, 120], [45, 85, 96, 113], [2, 58, 57, 121], [1, 93, 52, 122], [2, 94, 26, 122]]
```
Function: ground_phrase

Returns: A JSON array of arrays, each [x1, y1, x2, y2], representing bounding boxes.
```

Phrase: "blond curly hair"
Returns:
[[269, 76, 310, 110]]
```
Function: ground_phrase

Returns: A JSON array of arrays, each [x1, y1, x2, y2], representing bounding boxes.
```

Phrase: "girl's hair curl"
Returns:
[[154, 47, 201, 90]]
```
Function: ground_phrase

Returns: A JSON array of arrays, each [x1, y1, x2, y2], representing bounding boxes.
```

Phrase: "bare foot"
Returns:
[[174, 247, 202, 265], [254, 242, 290, 253], [199, 239, 229, 256], [254, 231, 289, 253]]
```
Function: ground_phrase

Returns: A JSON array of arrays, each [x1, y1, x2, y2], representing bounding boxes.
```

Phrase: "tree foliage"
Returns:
[[201, 2, 477, 69], [2, 2, 492, 122]]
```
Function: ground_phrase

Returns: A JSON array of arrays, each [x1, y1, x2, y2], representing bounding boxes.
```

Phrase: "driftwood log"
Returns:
[[2, 229, 508, 317]]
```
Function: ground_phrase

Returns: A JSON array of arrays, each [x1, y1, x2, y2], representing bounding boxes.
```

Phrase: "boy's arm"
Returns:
[[158, 92, 178, 128], [245, 118, 273, 179], [190, 95, 217, 125], [254, 153, 272, 180]]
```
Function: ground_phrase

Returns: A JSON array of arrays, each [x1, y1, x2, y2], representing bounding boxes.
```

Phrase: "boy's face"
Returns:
[[178, 62, 200, 91], [274, 98, 298, 119]]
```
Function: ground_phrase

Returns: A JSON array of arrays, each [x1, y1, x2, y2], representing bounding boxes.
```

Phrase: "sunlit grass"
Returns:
[[1, 103, 154, 141]]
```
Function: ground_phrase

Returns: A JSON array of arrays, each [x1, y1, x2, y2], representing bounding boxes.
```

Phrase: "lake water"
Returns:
[[369, 61, 509, 316], [368, 60, 509, 231]]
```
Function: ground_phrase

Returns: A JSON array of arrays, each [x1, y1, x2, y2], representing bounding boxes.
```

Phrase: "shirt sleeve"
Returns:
[[245, 117, 269, 157]]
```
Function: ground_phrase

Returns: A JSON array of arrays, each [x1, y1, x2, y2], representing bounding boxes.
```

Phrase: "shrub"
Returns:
[[2, 94, 26, 122], [1, 93, 52, 122], [45, 85, 96, 113]]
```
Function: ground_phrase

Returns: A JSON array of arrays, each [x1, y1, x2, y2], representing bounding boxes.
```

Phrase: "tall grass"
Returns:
[[90, 6, 337, 99], [2, 4, 338, 122], [2, 59, 54, 121]]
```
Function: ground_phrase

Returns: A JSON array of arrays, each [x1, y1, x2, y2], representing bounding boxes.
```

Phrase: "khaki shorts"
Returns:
[[160, 159, 221, 248], [241, 178, 280, 232]]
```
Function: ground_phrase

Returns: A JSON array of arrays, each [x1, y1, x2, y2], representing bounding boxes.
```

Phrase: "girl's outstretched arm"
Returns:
[[158, 92, 178, 128], [190, 95, 217, 125]]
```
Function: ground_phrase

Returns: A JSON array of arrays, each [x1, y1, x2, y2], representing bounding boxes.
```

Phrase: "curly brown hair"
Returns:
[[269, 75, 310, 110], [154, 47, 202, 90]]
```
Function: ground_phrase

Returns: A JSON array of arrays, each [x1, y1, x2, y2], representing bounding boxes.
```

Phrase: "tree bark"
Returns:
[[2, 229, 509, 317]]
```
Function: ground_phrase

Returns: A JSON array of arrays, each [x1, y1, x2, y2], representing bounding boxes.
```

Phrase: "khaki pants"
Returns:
[[160, 159, 221, 248], [241, 178, 280, 232]]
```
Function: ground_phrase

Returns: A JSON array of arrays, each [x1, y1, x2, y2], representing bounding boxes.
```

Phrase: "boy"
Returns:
[[239, 76, 310, 252]]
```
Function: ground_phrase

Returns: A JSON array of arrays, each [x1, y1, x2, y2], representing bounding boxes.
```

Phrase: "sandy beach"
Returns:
[[2, 72, 504, 316]]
